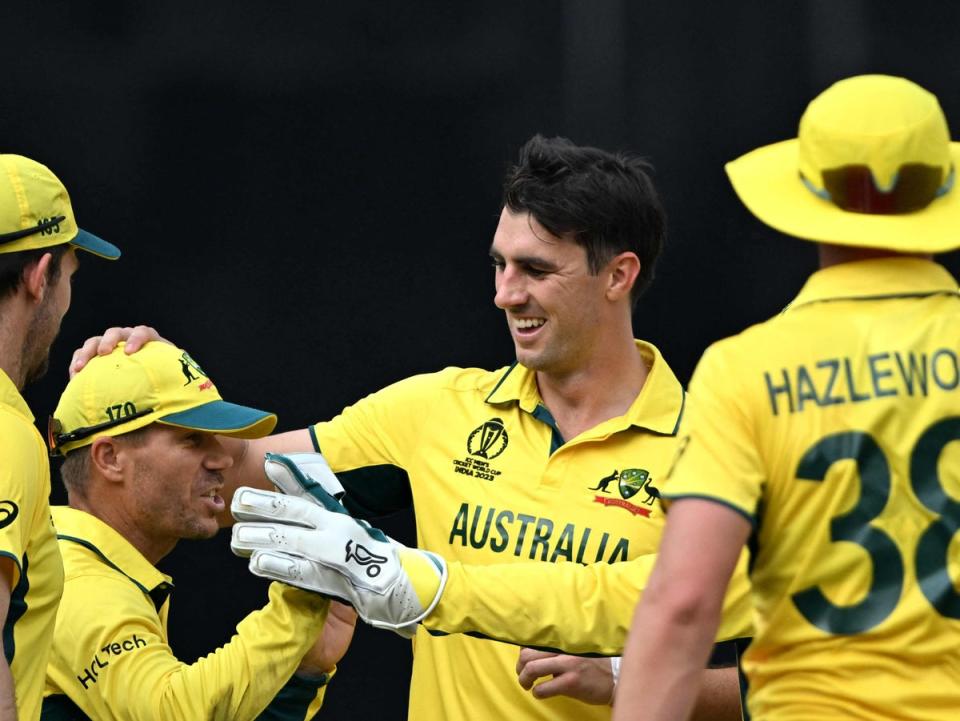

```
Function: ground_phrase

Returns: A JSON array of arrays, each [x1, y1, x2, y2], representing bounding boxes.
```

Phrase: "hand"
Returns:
[[230, 453, 446, 636], [296, 601, 358, 678], [69, 325, 168, 377], [516, 649, 615, 705]]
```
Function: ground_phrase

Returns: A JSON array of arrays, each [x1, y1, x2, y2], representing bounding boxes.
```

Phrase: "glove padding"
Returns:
[[263, 451, 345, 503], [231, 454, 446, 636]]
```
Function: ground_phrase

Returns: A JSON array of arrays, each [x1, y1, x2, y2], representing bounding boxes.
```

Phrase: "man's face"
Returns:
[[125, 425, 231, 548], [23, 248, 79, 384], [490, 208, 608, 376]]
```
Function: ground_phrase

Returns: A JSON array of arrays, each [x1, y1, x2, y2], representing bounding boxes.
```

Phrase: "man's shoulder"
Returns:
[[390, 364, 517, 397]]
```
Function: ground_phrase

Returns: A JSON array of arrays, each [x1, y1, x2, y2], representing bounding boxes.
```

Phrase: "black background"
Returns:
[[4, 3, 960, 719]]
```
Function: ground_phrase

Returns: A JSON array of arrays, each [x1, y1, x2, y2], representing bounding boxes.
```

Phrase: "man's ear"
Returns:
[[605, 251, 641, 303], [89, 437, 126, 483], [22, 252, 53, 303]]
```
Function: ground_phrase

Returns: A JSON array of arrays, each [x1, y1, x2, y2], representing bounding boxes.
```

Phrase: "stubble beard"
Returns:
[[21, 295, 59, 386]]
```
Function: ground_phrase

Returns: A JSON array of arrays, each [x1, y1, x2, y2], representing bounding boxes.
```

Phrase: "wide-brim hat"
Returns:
[[50, 341, 276, 455], [726, 75, 960, 253], [0, 154, 120, 259]]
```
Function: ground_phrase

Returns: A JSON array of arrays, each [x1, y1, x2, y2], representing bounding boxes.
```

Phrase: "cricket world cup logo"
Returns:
[[467, 417, 509, 459]]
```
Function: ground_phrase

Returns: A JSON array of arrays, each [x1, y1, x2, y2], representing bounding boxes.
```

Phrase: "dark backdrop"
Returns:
[[3, 3, 959, 719]]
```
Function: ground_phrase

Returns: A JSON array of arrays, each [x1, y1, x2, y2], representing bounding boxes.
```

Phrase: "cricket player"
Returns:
[[78, 136, 753, 720], [0, 154, 121, 720], [610, 75, 960, 720], [42, 341, 355, 720]]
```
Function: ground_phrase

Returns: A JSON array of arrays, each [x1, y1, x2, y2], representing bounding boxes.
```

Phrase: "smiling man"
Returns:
[[225, 135, 747, 720], [42, 342, 354, 720], [76, 136, 751, 720]]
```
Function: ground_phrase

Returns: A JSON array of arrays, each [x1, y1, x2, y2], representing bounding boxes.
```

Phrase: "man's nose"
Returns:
[[494, 268, 528, 309]]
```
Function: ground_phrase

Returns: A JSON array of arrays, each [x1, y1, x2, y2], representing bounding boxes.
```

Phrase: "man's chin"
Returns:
[[24, 356, 50, 385]]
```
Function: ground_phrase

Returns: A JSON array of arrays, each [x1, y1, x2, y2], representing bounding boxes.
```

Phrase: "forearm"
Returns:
[[424, 555, 657, 655], [690, 667, 741, 721], [613, 591, 721, 721], [218, 430, 314, 526], [63, 583, 331, 721], [0, 658, 16, 721]]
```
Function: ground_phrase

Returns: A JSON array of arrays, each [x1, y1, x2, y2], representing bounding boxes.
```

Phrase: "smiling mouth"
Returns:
[[514, 318, 546, 334]]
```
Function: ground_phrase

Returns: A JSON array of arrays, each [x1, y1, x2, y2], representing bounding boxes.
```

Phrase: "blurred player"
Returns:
[[43, 342, 355, 720], [78, 136, 752, 720], [614, 75, 960, 720], [0, 155, 121, 720]]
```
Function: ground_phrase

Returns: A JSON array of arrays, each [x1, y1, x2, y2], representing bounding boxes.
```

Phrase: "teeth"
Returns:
[[515, 318, 546, 329]]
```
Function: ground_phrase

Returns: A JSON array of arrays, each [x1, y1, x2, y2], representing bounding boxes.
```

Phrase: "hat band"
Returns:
[[0, 215, 67, 245], [48, 407, 154, 456], [800, 163, 954, 215]]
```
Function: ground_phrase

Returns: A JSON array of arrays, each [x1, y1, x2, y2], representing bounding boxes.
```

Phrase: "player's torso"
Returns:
[[736, 290, 960, 720], [405, 368, 677, 721], [0, 410, 64, 721]]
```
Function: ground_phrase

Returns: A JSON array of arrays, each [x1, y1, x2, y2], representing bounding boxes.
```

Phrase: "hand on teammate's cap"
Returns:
[[69, 325, 169, 377], [230, 452, 447, 638]]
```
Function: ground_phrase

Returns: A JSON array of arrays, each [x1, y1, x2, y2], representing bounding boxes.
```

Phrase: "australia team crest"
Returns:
[[590, 468, 658, 516]]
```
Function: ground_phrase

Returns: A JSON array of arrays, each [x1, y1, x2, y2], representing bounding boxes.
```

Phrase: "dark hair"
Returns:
[[0, 245, 68, 301], [502, 135, 666, 305], [59, 425, 152, 500]]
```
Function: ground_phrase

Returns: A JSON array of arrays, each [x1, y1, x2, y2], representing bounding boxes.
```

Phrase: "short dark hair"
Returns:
[[0, 245, 68, 301], [59, 425, 152, 500], [502, 135, 666, 305]]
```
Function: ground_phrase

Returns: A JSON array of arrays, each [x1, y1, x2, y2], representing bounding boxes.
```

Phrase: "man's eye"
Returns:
[[526, 267, 548, 278]]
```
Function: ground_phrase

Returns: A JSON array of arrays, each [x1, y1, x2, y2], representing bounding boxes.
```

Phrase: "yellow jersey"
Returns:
[[43, 507, 330, 720], [313, 340, 750, 721], [663, 258, 960, 720], [0, 369, 63, 721]]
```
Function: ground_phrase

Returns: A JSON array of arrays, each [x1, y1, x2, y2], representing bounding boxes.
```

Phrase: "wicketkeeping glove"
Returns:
[[230, 452, 447, 636]]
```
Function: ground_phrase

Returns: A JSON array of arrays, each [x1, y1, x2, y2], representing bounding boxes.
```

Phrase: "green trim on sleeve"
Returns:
[[256, 672, 328, 721], [0, 550, 26, 665], [660, 494, 757, 527], [308, 425, 321, 453]]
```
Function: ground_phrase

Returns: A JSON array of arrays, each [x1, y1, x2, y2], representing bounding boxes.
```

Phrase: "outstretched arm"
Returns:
[[612, 498, 750, 721]]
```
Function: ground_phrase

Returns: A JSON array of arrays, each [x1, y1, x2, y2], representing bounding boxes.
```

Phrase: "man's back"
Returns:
[[668, 256, 960, 719]]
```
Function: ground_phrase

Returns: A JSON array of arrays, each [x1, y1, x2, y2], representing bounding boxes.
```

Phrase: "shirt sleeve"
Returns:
[[0, 420, 44, 585], [661, 342, 766, 522], [46, 579, 331, 721], [424, 549, 753, 655]]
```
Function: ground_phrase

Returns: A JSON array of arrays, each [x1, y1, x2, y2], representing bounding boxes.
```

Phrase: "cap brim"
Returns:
[[70, 228, 121, 260], [725, 139, 960, 253], [158, 400, 277, 439]]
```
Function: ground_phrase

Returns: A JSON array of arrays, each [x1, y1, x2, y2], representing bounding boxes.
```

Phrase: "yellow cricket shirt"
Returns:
[[312, 340, 751, 721], [663, 258, 960, 721], [42, 507, 331, 721], [0, 369, 63, 721]]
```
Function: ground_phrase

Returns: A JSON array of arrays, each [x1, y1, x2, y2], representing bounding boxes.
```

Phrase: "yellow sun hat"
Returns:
[[726, 75, 960, 253]]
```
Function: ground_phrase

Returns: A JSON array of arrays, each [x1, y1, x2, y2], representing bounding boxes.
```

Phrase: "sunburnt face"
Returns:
[[490, 208, 609, 376], [125, 425, 232, 549]]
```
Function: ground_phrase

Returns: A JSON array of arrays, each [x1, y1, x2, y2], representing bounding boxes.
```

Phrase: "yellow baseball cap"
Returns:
[[726, 75, 960, 253], [0, 154, 120, 259], [49, 342, 276, 455]]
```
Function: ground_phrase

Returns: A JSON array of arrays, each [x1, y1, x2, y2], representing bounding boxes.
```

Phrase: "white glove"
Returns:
[[231, 453, 447, 636]]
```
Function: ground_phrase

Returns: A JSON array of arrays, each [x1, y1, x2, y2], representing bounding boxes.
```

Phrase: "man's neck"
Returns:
[[0, 312, 29, 390], [817, 243, 932, 269], [536, 335, 648, 442]]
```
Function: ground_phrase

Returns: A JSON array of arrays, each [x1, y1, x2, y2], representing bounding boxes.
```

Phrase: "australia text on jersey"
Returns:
[[764, 347, 957, 415], [448, 503, 630, 564]]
